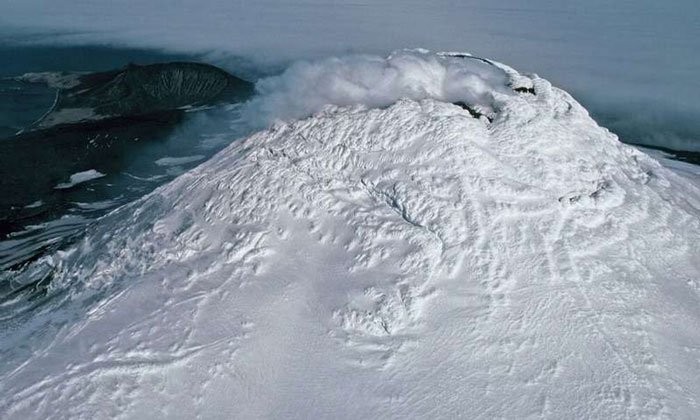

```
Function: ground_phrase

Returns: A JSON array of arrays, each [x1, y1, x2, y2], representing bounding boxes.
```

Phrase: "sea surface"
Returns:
[[0, 46, 255, 270], [3, 0, 699, 150]]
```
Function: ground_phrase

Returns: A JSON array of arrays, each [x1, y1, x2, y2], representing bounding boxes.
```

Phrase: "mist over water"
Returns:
[[2, 0, 699, 150], [0, 46, 257, 269]]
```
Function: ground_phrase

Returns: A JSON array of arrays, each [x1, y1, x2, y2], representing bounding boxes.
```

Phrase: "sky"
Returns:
[[2, 0, 699, 149]]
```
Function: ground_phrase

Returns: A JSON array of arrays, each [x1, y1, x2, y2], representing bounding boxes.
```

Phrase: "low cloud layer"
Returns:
[[2, 0, 699, 150]]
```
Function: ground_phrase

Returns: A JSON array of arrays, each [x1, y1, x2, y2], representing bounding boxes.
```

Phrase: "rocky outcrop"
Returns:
[[33, 62, 253, 128]]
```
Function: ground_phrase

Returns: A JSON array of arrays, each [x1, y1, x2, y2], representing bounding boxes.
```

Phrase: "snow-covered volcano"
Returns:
[[1, 51, 700, 418]]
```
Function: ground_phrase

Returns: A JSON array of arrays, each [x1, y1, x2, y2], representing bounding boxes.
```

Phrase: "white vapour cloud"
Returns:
[[2, 0, 699, 150], [245, 50, 513, 125], [2, 0, 697, 108]]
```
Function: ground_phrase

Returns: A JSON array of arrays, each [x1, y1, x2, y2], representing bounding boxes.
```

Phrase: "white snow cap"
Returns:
[[247, 50, 520, 124], [2, 51, 700, 419]]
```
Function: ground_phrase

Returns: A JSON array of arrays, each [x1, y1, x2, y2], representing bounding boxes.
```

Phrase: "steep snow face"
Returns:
[[1, 54, 700, 418]]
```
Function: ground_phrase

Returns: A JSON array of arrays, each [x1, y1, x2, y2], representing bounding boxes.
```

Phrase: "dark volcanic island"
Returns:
[[0, 62, 254, 245], [33, 62, 253, 129]]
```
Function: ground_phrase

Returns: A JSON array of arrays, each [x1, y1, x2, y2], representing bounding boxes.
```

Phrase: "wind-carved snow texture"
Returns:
[[1, 52, 700, 418]]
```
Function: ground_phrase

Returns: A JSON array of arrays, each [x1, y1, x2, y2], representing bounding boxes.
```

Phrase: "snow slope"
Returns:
[[1, 52, 700, 418]]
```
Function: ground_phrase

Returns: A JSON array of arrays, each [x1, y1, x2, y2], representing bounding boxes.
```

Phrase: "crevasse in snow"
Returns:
[[1, 52, 699, 418]]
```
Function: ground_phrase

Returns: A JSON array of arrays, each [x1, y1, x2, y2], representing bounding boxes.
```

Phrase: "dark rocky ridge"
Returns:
[[32, 61, 254, 129], [1, 62, 255, 252]]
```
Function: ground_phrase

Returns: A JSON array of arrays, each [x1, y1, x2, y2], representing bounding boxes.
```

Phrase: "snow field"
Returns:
[[1, 52, 699, 418]]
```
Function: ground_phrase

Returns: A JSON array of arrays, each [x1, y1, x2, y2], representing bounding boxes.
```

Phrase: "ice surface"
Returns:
[[54, 169, 105, 189], [1, 52, 699, 418], [23, 200, 43, 209], [13, 71, 83, 89], [154, 155, 205, 167], [638, 147, 700, 180]]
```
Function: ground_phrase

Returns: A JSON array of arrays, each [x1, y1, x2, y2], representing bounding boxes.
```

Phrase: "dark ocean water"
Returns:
[[4, 0, 698, 149], [0, 46, 255, 270]]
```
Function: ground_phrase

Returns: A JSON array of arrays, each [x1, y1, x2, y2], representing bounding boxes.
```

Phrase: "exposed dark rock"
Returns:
[[514, 86, 536, 95], [32, 62, 254, 129], [453, 101, 494, 123]]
